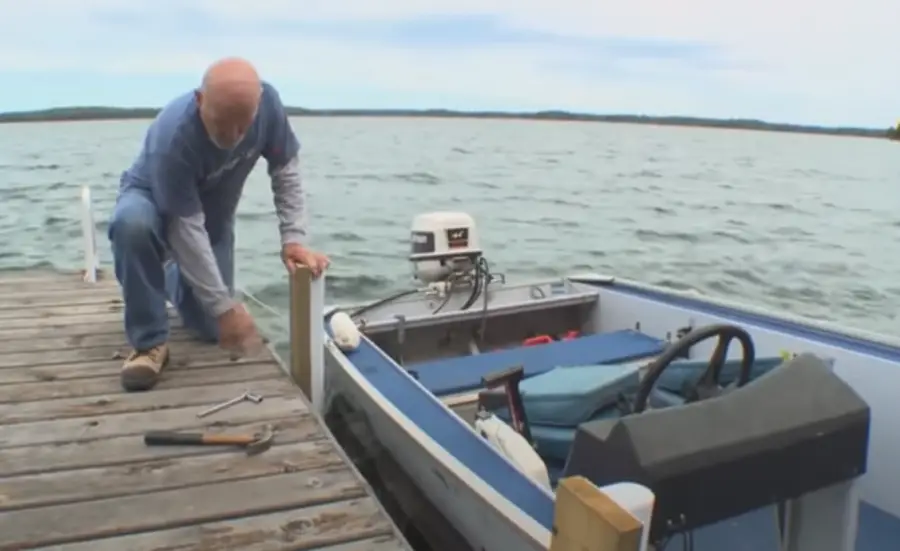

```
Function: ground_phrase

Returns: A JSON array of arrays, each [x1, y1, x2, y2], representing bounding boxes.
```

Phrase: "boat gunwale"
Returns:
[[583, 275, 900, 361]]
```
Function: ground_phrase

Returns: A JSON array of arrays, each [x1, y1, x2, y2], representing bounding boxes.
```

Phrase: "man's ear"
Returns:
[[194, 89, 203, 106]]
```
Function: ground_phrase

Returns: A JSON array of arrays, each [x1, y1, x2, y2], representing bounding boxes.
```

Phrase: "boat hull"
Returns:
[[322, 274, 900, 550]]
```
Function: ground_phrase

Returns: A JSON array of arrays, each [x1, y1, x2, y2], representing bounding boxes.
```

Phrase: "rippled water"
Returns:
[[2, 117, 898, 549], [1, 117, 897, 339]]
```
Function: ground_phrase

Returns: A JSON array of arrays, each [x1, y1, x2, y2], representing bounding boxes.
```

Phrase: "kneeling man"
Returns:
[[108, 57, 328, 392]]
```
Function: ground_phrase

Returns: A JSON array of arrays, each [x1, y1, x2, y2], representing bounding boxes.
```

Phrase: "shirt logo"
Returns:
[[207, 148, 258, 181]]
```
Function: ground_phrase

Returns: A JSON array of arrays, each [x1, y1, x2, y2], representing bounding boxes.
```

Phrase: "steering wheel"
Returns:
[[632, 324, 756, 414]]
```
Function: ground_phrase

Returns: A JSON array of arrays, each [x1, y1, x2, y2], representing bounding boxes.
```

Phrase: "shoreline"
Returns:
[[0, 106, 892, 139]]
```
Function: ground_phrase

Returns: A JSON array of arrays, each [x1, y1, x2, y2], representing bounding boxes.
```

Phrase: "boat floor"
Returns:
[[0, 270, 409, 551]]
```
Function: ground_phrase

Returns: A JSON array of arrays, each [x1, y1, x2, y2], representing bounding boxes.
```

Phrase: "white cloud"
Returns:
[[0, 0, 896, 126]]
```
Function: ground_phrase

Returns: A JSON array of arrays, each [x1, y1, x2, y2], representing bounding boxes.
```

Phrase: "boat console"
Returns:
[[564, 352, 870, 544]]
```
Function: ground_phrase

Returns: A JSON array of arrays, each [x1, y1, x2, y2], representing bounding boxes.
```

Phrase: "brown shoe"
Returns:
[[120, 344, 170, 392]]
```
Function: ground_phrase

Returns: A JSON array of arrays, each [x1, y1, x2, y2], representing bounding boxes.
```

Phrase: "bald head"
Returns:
[[196, 57, 263, 149]]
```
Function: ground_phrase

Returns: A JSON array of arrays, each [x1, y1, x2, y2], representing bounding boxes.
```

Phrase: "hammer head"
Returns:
[[245, 392, 264, 404], [245, 424, 275, 456]]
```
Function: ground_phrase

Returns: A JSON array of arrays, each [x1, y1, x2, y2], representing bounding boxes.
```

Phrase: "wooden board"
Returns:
[[0, 377, 298, 424], [550, 476, 642, 551], [0, 415, 321, 477], [33, 500, 405, 551], [0, 270, 409, 551], [0, 300, 125, 320], [0, 355, 276, 386], [0, 361, 283, 402], [0, 270, 118, 290], [0, 327, 196, 353], [0, 319, 189, 341], [0, 466, 365, 549], [0, 339, 260, 369], [0, 308, 179, 329], [0, 290, 123, 309]]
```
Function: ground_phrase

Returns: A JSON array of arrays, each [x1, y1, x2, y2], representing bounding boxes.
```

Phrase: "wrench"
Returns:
[[197, 391, 263, 418]]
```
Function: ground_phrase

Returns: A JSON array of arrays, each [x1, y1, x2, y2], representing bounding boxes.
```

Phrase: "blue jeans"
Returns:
[[108, 189, 234, 350]]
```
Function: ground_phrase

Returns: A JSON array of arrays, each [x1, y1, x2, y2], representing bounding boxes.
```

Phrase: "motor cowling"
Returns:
[[409, 212, 483, 283]]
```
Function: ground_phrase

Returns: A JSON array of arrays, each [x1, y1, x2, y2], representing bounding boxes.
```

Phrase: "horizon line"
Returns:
[[0, 105, 893, 139]]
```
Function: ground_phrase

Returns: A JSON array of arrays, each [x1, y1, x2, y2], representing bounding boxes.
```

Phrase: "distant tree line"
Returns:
[[0, 105, 896, 140]]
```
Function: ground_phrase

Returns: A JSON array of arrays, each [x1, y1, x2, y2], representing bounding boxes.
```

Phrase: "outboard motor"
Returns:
[[409, 212, 483, 284], [562, 353, 870, 544]]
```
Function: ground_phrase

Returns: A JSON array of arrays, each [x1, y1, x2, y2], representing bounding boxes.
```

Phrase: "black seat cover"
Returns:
[[562, 353, 870, 541]]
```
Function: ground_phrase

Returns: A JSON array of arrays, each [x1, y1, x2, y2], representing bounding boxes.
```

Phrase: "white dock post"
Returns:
[[289, 266, 326, 412], [79, 185, 99, 283]]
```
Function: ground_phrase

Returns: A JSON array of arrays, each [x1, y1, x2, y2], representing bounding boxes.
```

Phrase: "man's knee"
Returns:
[[109, 193, 163, 250]]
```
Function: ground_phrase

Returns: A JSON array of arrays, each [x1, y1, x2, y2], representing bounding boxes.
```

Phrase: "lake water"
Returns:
[[1, 117, 898, 547], [1, 117, 897, 334]]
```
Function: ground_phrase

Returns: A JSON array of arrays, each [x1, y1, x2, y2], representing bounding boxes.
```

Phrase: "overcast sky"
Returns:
[[1, 0, 895, 127]]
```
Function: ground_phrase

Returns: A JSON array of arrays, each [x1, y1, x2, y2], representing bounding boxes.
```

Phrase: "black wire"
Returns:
[[350, 256, 504, 343], [463, 257, 500, 344], [460, 260, 483, 311], [349, 289, 419, 318], [478, 280, 490, 343]]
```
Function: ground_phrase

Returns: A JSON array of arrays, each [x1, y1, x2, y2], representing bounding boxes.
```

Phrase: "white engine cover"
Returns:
[[409, 211, 482, 283], [475, 413, 551, 490]]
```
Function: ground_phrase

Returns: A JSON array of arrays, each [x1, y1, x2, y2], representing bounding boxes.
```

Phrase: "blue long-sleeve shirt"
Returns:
[[119, 81, 304, 316]]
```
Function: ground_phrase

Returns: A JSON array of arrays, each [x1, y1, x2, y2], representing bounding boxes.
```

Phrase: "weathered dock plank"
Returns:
[[0, 377, 298, 424], [0, 270, 410, 551], [0, 416, 321, 476], [0, 361, 282, 402], [33, 501, 405, 551], [0, 319, 190, 341]]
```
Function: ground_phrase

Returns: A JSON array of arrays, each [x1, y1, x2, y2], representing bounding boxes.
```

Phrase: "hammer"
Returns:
[[143, 424, 275, 456]]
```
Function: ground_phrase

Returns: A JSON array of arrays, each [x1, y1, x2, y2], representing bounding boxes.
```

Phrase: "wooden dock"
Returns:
[[0, 270, 411, 551]]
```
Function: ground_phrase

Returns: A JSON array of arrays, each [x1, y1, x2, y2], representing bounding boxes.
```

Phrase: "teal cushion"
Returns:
[[516, 356, 786, 428], [519, 363, 641, 427]]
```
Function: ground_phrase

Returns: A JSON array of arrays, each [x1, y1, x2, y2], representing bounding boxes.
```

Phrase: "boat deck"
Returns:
[[0, 270, 410, 551]]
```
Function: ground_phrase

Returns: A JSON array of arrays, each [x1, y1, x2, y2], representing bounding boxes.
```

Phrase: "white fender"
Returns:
[[475, 413, 551, 490], [329, 311, 361, 352]]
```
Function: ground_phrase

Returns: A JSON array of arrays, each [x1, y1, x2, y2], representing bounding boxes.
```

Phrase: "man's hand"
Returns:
[[281, 243, 330, 278], [217, 303, 265, 357]]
